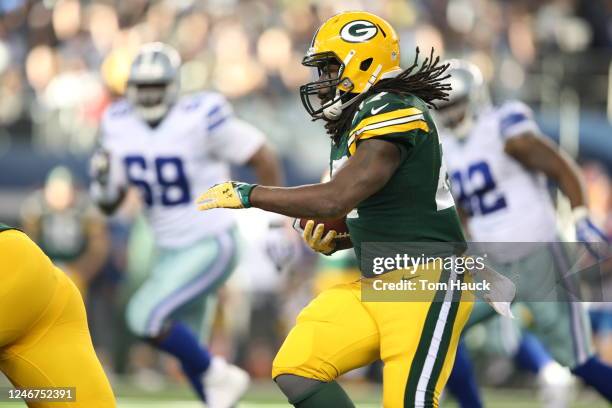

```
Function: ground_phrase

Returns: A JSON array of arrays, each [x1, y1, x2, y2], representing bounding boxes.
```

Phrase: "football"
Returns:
[[293, 217, 353, 250]]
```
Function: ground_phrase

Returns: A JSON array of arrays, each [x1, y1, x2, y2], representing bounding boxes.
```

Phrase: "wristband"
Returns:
[[235, 183, 257, 208]]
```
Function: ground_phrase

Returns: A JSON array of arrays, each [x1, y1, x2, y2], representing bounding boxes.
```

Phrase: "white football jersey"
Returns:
[[441, 101, 558, 248], [99, 92, 264, 248]]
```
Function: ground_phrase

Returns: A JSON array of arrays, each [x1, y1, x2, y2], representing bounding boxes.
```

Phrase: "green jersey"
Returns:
[[329, 92, 465, 267]]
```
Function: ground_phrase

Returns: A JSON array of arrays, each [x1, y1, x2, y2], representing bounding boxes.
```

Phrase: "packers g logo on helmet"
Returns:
[[299, 11, 401, 120], [340, 20, 378, 43]]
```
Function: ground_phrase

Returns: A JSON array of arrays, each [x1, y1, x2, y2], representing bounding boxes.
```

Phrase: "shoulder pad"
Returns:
[[496, 100, 538, 138], [352, 92, 426, 132], [177, 92, 210, 112], [348, 93, 429, 154], [496, 100, 535, 124], [177, 92, 233, 119]]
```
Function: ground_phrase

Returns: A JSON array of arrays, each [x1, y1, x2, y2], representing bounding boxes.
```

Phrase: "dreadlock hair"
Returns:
[[322, 47, 452, 146]]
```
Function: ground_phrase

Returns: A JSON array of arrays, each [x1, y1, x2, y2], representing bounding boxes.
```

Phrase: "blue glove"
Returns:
[[574, 206, 610, 259]]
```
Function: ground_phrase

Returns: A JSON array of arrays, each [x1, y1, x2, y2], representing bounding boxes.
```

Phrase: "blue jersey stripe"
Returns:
[[500, 112, 528, 134], [206, 104, 223, 117], [207, 115, 229, 132]]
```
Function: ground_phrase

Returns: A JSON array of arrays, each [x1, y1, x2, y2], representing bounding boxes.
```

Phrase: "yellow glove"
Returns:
[[302, 220, 337, 255], [196, 181, 256, 211]]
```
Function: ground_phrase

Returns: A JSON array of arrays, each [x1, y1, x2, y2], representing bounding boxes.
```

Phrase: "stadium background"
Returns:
[[0, 0, 610, 406]]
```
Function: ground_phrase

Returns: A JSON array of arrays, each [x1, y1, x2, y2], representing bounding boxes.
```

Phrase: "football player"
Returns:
[[196, 11, 474, 408], [21, 166, 109, 296], [0, 224, 115, 407], [438, 60, 612, 403], [90, 43, 282, 407]]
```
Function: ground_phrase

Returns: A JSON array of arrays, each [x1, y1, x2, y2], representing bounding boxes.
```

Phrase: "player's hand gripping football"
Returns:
[[196, 181, 256, 210], [302, 220, 337, 255]]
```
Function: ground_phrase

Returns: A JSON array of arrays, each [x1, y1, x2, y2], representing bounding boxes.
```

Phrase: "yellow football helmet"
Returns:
[[300, 11, 401, 120]]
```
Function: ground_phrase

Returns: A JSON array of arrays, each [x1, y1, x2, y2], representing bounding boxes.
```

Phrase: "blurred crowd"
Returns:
[[1, 0, 612, 395], [0, 0, 610, 163]]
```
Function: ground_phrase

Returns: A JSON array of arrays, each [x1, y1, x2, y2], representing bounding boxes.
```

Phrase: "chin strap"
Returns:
[[322, 64, 383, 121], [322, 98, 343, 120]]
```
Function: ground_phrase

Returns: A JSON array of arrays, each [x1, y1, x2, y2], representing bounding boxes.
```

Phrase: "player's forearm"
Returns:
[[528, 141, 587, 208], [198, 140, 399, 216], [249, 183, 351, 220], [249, 140, 400, 218], [555, 161, 587, 208], [505, 133, 587, 208]]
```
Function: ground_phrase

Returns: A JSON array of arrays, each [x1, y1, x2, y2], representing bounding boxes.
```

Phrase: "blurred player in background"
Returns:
[[197, 11, 475, 408], [0, 224, 115, 407], [21, 166, 109, 295], [90, 42, 283, 407], [438, 60, 612, 405], [221, 208, 300, 377]]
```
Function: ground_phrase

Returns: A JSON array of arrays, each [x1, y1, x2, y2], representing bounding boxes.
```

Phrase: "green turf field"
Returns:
[[0, 381, 609, 407]]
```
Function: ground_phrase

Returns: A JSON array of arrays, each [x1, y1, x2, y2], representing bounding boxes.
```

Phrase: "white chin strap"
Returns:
[[322, 97, 344, 120]]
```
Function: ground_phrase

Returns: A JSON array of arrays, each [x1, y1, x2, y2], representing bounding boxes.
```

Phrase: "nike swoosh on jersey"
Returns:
[[371, 103, 389, 115]]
